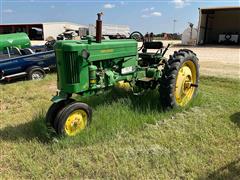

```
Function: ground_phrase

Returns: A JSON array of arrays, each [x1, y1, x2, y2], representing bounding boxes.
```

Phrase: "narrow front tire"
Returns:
[[54, 102, 92, 136], [45, 99, 75, 127]]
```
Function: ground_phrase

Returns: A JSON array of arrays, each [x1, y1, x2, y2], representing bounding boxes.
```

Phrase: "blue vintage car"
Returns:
[[0, 33, 56, 81]]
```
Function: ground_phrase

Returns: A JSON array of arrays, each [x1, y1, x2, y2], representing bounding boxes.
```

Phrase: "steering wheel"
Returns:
[[130, 31, 145, 51]]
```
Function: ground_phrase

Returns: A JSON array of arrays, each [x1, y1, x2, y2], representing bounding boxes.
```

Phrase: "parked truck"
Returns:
[[0, 33, 56, 81]]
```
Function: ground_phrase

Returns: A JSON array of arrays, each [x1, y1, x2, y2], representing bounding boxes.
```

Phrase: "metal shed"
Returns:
[[197, 6, 240, 45]]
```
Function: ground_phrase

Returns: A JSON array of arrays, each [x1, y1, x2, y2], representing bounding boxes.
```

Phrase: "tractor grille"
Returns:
[[64, 51, 80, 84]]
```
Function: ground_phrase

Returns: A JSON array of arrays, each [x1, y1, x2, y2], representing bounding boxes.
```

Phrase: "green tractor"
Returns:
[[46, 13, 199, 136]]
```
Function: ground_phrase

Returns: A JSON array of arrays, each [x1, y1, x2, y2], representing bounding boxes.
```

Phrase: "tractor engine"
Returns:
[[55, 38, 139, 95]]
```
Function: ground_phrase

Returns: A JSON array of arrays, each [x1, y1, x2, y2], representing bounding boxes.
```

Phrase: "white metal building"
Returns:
[[42, 22, 87, 40], [197, 6, 240, 45], [88, 24, 130, 37], [0, 22, 130, 40], [0, 22, 87, 40]]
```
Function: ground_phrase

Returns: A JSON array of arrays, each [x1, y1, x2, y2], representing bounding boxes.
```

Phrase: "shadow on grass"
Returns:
[[77, 87, 203, 113], [0, 88, 203, 145], [230, 112, 240, 128], [202, 158, 240, 180], [78, 88, 164, 113], [0, 113, 54, 143]]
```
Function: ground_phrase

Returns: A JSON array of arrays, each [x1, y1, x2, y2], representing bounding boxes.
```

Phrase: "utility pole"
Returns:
[[173, 19, 177, 34]]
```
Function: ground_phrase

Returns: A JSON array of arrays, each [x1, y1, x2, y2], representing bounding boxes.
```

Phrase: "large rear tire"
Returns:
[[159, 49, 199, 108]]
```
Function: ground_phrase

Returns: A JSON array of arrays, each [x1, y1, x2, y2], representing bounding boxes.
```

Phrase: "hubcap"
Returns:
[[175, 61, 197, 106], [64, 110, 87, 136], [32, 72, 43, 80]]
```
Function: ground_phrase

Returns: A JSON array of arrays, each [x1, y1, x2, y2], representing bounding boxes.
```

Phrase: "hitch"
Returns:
[[191, 83, 198, 87]]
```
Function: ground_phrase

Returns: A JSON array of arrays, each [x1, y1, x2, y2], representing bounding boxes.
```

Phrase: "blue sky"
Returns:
[[0, 0, 239, 33]]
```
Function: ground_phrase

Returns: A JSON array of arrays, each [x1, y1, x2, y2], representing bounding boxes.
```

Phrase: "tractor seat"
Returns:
[[139, 41, 164, 59], [143, 41, 163, 50], [139, 53, 157, 59]]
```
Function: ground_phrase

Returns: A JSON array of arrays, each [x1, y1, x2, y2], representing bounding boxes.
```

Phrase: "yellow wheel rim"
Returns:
[[175, 60, 197, 107], [64, 109, 88, 136]]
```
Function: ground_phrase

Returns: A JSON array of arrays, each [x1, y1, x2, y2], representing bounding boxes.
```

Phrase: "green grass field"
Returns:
[[0, 74, 239, 179]]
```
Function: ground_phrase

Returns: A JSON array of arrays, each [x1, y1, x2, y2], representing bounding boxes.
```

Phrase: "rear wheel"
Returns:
[[130, 31, 145, 51], [159, 49, 199, 108], [54, 102, 92, 136], [28, 68, 45, 80]]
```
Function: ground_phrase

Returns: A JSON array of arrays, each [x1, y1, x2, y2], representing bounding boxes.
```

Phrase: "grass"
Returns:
[[0, 74, 239, 179]]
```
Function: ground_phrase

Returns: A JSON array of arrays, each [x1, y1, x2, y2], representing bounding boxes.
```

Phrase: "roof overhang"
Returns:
[[0, 22, 86, 27], [199, 6, 240, 14]]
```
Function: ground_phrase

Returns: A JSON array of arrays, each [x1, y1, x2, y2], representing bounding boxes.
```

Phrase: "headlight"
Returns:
[[81, 49, 90, 59]]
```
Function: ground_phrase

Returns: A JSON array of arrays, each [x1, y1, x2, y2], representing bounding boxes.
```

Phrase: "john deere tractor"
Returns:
[[46, 13, 199, 136]]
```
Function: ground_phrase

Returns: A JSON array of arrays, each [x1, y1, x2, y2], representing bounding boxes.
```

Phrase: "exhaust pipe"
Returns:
[[96, 12, 103, 43]]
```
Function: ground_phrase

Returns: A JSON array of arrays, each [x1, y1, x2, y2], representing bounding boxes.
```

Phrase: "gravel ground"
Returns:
[[167, 47, 239, 79], [147, 41, 240, 79]]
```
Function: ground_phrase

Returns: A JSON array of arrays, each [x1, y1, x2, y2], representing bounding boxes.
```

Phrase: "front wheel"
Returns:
[[54, 102, 92, 136], [159, 49, 199, 108], [45, 99, 75, 127]]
